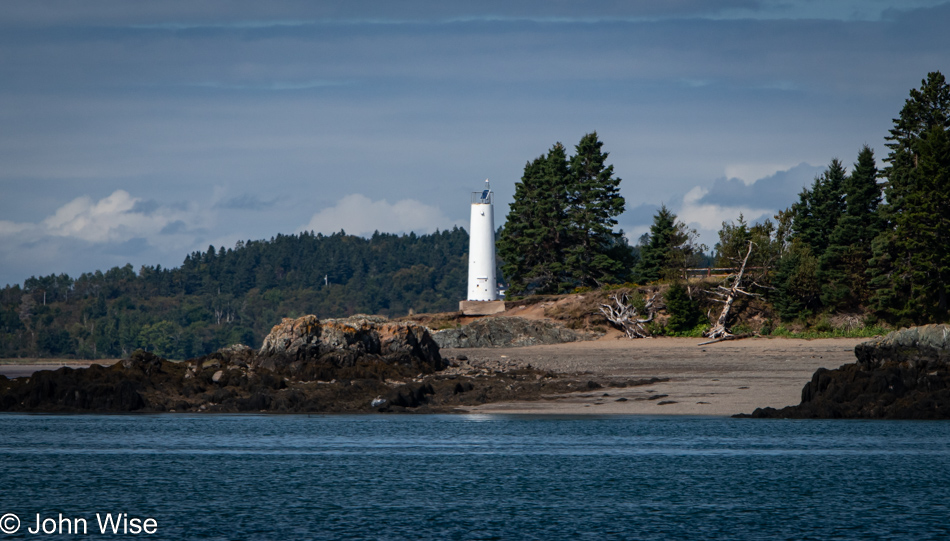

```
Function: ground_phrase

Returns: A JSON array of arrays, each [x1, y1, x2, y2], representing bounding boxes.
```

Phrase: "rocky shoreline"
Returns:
[[5, 317, 949, 418], [0, 315, 653, 414], [741, 325, 950, 419]]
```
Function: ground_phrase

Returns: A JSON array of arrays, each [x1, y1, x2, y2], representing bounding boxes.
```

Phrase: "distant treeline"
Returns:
[[0, 229, 469, 360]]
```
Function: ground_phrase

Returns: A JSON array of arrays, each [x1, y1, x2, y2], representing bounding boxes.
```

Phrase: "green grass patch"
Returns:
[[766, 325, 889, 339]]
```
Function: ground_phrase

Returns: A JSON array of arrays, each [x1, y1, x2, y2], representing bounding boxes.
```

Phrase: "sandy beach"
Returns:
[[445, 335, 866, 416]]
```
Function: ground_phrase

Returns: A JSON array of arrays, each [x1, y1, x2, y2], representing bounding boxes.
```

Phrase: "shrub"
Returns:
[[665, 282, 706, 333]]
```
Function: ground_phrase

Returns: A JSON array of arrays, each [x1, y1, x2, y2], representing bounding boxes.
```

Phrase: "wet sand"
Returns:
[[444, 335, 866, 416]]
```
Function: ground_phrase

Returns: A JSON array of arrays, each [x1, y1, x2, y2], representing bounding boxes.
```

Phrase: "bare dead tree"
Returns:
[[700, 240, 761, 345], [599, 292, 660, 339]]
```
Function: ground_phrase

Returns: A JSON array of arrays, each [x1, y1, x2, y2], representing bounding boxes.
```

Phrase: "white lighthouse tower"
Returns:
[[460, 179, 505, 315]]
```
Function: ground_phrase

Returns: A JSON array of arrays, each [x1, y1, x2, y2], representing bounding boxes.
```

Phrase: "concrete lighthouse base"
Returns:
[[459, 300, 506, 316]]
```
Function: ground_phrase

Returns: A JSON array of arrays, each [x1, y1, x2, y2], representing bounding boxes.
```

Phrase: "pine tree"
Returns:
[[792, 159, 846, 256], [869, 71, 950, 323], [664, 282, 705, 333], [714, 215, 779, 276], [498, 156, 544, 295], [772, 159, 846, 319], [818, 146, 881, 310], [771, 242, 820, 321], [539, 143, 573, 290], [909, 126, 950, 317], [500, 134, 629, 294], [633, 205, 696, 283], [564, 132, 627, 288], [497, 144, 571, 295]]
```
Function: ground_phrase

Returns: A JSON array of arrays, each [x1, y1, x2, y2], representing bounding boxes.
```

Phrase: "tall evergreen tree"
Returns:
[[818, 146, 882, 310], [499, 134, 629, 294], [771, 241, 821, 320], [564, 132, 627, 288], [869, 71, 950, 323], [908, 126, 950, 316], [498, 156, 544, 295], [497, 144, 571, 295], [540, 143, 573, 289], [792, 159, 846, 256], [772, 159, 846, 319]]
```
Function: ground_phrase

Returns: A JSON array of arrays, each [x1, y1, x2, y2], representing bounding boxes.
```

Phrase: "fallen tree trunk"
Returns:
[[701, 240, 759, 345]]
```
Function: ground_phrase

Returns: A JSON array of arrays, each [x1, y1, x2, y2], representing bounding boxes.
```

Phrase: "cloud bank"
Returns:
[[694, 163, 825, 210], [301, 194, 460, 236], [616, 163, 825, 250]]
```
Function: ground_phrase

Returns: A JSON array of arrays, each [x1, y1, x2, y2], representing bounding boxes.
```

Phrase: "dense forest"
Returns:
[[501, 72, 949, 330], [715, 72, 948, 328], [0, 229, 469, 360]]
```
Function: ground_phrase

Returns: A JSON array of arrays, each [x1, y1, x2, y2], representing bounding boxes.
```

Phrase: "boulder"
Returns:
[[259, 315, 444, 371], [259, 314, 322, 357], [854, 324, 950, 369], [431, 317, 595, 348]]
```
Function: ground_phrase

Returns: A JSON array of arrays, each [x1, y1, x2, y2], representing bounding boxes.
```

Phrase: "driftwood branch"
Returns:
[[599, 292, 659, 339], [698, 332, 754, 346]]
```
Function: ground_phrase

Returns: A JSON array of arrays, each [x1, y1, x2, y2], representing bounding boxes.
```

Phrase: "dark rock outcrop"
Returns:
[[0, 350, 167, 412], [742, 325, 950, 419], [0, 314, 642, 414], [431, 317, 595, 348], [0, 316, 449, 413]]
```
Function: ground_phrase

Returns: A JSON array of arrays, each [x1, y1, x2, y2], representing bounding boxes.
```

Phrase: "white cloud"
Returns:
[[1, 190, 203, 244], [0, 189, 221, 285], [0, 220, 30, 236], [724, 163, 794, 186], [43, 190, 196, 243], [679, 186, 773, 231], [301, 194, 460, 236], [623, 225, 652, 246]]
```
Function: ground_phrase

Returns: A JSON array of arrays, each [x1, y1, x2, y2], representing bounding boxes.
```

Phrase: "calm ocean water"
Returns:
[[1, 414, 948, 540]]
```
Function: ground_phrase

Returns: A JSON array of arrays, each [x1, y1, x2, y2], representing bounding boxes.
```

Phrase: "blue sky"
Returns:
[[1, 0, 948, 286]]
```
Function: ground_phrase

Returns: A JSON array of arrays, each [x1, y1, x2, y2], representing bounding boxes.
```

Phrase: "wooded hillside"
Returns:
[[1, 229, 468, 360]]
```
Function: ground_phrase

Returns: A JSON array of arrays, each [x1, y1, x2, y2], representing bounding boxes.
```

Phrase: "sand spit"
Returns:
[[444, 336, 864, 416]]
